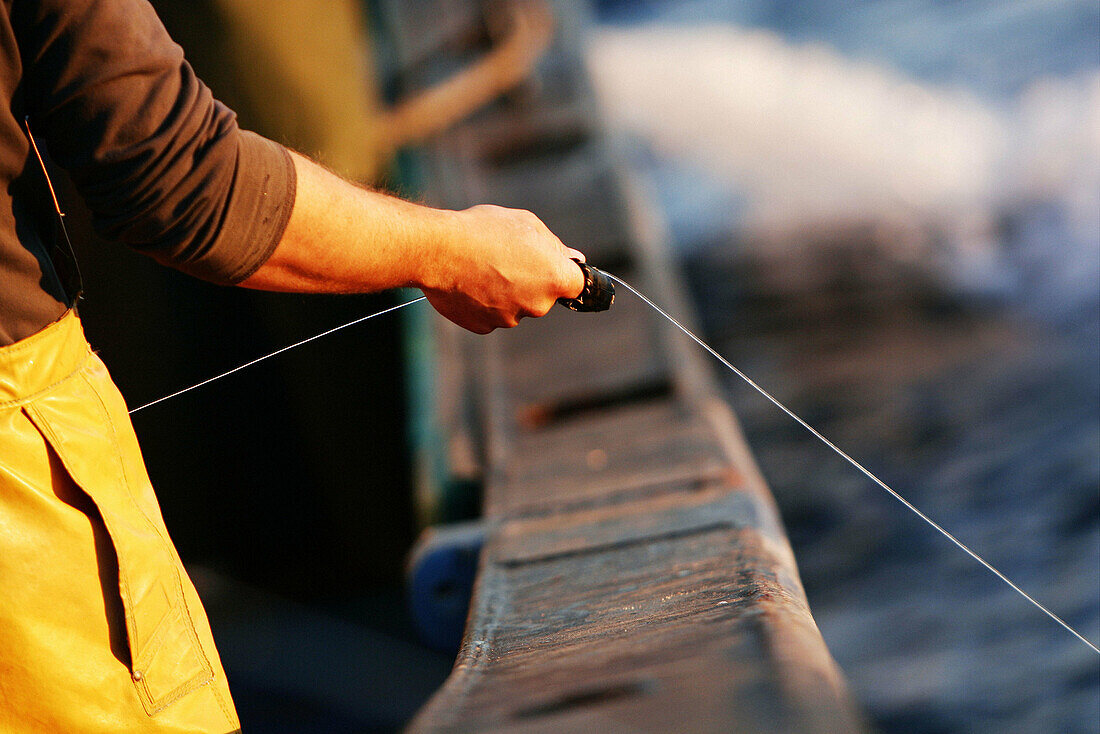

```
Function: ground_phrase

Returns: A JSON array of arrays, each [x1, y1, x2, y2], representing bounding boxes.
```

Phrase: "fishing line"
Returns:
[[126, 269, 1098, 654], [127, 296, 427, 415], [607, 272, 1099, 655]]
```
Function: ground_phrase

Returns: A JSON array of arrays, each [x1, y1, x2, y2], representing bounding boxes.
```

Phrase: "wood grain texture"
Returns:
[[375, 1, 868, 730]]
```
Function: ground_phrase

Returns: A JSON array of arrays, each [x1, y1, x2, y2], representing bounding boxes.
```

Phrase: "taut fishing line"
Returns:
[[606, 273, 1099, 655], [127, 271, 1099, 654], [127, 296, 427, 415]]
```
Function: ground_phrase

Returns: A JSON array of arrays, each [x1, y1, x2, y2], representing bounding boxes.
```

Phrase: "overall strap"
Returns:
[[23, 117, 84, 307]]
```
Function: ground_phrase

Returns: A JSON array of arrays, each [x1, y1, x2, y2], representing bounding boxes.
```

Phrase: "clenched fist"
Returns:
[[420, 204, 585, 333]]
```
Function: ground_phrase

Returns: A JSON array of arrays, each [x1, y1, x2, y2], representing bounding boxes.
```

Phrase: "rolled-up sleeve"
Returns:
[[13, 0, 295, 284]]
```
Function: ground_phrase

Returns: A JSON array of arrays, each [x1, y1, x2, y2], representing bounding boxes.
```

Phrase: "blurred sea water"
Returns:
[[592, 1, 1100, 732]]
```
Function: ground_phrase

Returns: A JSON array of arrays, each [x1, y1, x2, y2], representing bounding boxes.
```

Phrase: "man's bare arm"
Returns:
[[240, 151, 585, 334]]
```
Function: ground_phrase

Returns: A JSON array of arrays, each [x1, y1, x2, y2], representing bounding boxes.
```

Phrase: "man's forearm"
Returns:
[[240, 151, 585, 333], [240, 151, 452, 293]]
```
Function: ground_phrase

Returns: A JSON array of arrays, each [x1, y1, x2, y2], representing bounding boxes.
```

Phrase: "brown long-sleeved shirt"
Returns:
[[0, 0, 296, 345]]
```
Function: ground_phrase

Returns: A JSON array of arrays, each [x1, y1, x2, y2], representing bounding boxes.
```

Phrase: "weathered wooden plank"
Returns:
[[375, 0, 867, 730], [498, 401, 726, 501], [492, 485, 760, 565], [410, 519, 859, 733], [496, 278, 668, 410], [498, 459, 734, 518], [408, 282, 866, 734]]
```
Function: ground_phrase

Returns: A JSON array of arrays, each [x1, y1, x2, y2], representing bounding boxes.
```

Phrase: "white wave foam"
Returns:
[[586, 25, 1099, 295]]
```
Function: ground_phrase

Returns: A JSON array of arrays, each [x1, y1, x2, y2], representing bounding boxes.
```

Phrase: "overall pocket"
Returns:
[[23, 355, 216, 716]]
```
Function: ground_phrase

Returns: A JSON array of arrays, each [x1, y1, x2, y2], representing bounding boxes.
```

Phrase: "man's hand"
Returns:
[[420, 204, 585, 333], [241, 152, 584, 333]]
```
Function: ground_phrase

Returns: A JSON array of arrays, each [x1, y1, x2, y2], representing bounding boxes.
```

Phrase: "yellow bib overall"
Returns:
[[0, 311, 239, 733]]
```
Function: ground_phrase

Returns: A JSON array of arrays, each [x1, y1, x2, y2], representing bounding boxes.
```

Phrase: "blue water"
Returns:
[[596, 1, 1100, 731], [596, 0, 1099, 97]]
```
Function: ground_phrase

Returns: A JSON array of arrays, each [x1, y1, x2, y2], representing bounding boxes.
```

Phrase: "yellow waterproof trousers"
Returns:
[[0, 312, 240, 733]]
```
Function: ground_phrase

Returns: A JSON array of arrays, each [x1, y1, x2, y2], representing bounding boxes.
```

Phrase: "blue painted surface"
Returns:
[[408, 522, 487, 653]]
